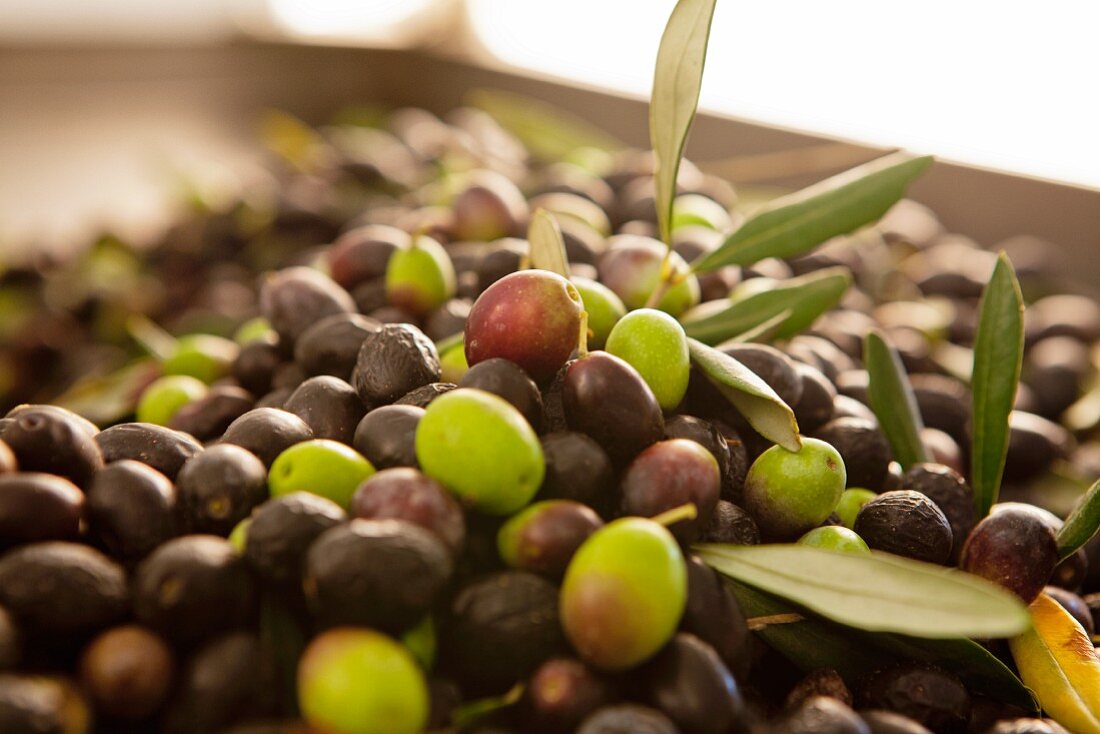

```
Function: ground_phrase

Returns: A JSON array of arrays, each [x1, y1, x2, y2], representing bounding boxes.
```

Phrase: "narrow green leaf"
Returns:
[[971, 253, 1025, 517], [52, 358, 161, 427], [687, 338, 801, 451], [729, 581, 1038, 711], [865, 329, 928, 469], [717, 309, 792, 346], [650, 0, 717, 244], [681, 267, 851, 345], [452, 683, 524, 729], [527, 209, 570, 278], [691, 152, 934, 273], [126, 314, 177, 361], [1057, 479, 1100, 560], [697, 544, 1031, 639]]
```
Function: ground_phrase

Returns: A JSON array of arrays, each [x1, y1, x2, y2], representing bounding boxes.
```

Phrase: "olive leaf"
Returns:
[[970, 253, 1025, 518], [687, 338, 801, 452], [1009, 593, 1100, 734], [650, 0, 717, 244], [730, 580, 1038, 711], [697, 544, 1031, 639], [451, 683, 525, 729], [1056, 478, 1100, 560], [691, 152, 933, 273], [864, 329, 928, 469], [681, 267, 851, 345], [527, 209, 570, 278], [51, 358, 161, 427], [716, 309, 793, 346], [465, 89, 623, 162], [126, 314, 177, 361]]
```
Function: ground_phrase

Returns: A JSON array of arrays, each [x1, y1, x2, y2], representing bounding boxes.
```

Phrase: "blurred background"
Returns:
[[1, 0, 1098, 252]]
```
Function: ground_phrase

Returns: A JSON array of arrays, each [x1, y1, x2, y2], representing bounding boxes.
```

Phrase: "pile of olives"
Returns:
[[0, 103, 1097, 734]]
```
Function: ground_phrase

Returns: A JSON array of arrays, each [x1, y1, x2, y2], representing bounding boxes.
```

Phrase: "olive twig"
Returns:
[[746, 613, 805, 631], [643, 251, 676, 309], [651, 503, 698, 528], [577, 311, 590, 358]]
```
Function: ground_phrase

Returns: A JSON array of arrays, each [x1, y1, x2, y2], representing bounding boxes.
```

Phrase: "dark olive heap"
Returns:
[[0, 98, 1096, 734]]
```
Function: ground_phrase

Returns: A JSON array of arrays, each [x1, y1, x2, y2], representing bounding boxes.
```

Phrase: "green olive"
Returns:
[[572, 277, 626, 349], [671, 193, 734, 233], [162, 334, 239, 384], [605, 308, 690, 411], [234, 317, 276, 345], [438, 341, 469, 383], [135, 375, 208, 426], [797, 526, 871, 554], [742, 438, 846, 539], [269, 439, 375, 509], [834, 488, 878, 530], [400, 616, 436, 670], [415, 388, 544, 515], [385, 235, 456, 316], [227, 518, 250, 554]]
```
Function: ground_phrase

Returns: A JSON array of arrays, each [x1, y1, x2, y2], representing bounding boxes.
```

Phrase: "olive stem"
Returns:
[[746, 613, 805, 631], [643, 250, 675, 309], [651, 503, 698, 528], [577, 310, 590, 358]]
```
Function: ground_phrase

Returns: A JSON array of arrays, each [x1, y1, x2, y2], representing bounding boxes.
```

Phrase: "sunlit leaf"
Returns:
[[1057, 478, 1100, 560], [865, 329, 928, 469], [527, 209, 570, 278]]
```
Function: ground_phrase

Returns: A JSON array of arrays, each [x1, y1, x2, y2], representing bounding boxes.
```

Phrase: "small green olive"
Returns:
[[797, 526, 871, 554], [269, 439, 375, 509], [135, 375, 208, 426], [742, 438, 846, 540], [572, 276, 626, 349], [162, 334, 239, 384], [834, 488, 878, 529], [385, 235, 456, 316], [605, 309, 690, 411]]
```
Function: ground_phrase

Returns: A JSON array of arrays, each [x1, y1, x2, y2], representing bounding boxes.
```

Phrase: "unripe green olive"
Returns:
[[162, 334, 239, 384], [385, 235, 456, 316], [797, 526, 870, 554], [605, 309, 690, 411], [742, 438, 846, 540], [572, 277, 626, 349]]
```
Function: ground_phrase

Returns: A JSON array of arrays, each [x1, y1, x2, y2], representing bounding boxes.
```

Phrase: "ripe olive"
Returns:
[[576, 704, 680, 734], [785, 668, 852, 709], [813, 417, 893, 491], [244, 492, 345, 589], [644, 632, 743, 734], [327, 224, 409, 289], [167, 385, 254, 442], [525, 657, 616, 733], [537, 431, 615, 515], [350, 467, 466, 554], [284, 375, 365, 444], [259, 266, 356, 347], [452, 169, 529, 242], [177, 444, 268, 536], [353, 405, 423, 470], [294, 313, 380, 380], [498, 500, 603, 578], [854, 491, 953, 565], [220, 407, 314, 467], [596, 236, 699, 316], [620, 439, 721, 543], [0, 473, 83, 547], [959, 505, 1059, 602], [857, 663, 970, 733], [86, 460, 177, 561], [701, 500, 760, 546], [459, 358, 543, 429], [779, 696, 870, 734], [0, 405, 103, 489], [353, 323, 441, 406], [901, 463, 975, 561]]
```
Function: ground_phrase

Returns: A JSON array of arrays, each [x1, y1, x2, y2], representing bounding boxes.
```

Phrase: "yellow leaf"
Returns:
[[1009, 593, 1100, 734]]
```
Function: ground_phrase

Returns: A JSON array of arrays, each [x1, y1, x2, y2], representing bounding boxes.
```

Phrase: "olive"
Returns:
[[440, 572, 566, 695], [576, 704, 680, 734], [221, 408, 314, 467], [854, 491, 953, 565], [424, 298, 471, 342], [986, 719, 1071, 734], [959, 505, 1059, 602], [394, 381, 457, 408], [0, 473, 83, 547], [664, 416, 732, 492], [621, 439, 721, 543], [813, 418, 893, 492], [352, 323, 441, 406], [259, 266, 356, 347], [0, 606, 18, 669], [439, 341, 470, 383], [713, 421, 750, 502], [244, 492, 345, 589], [0, 440, 14, 475], [0, 406, 103, 489], [1004, 411, 1073, 482], [498, 500, 603, 578], [256, 387, 294, 410], [79, 625, 174, 719], [798, 526, 870, 555], [284, 376, 365, 444], [606, 309, 690, 411], [86, 460, 177, 561], [563, 352, 665, 464], [162, 334, 239, 384], [0, 542, 127, 636], [919, 428, 964, 475], [304, 519, 452, 633], [476, 239, 526, 293], [573, 277, 626, 349], [452, 169, 529, 242], [561, 517, 686, 670], [909, 374, 970, 448], [353, 279, 390, 315], [133, 535, 256, 646], [354, 405, 423, 469], [701, 500, 760, 546], [327, 224, 410, 290], [298, 628, 428, 734], [459, 358, 543, 429], [350, 468, 466, 554], [0, 674, 92, 734], [1024, 336, 1090, 418], [681, 556, 750, 680], [233, 341, 283, 397], [742, 438, 846, 540], [525, 657, 616, 733], [234, 317, 276, 346], [1028, 293, 1100, 343], [167, 385, 254, 442], [273, 361, 308, 391], [596, 235, 699, 316], [777, 696, 869, 734], [859, 710, 933, 734], [834, 489, 877, 530], [163, 632, 265, 734], [1042, 586, 1094, 636], [177, 444, 267, 536], [294, 313, 380, 380], [385, 234, 457, 315], [793, 363, 838, 434], [416, 389, 544, 515], [901, 463, 975, 561], [857, 664, 970, 733], [465, 270, 585, 384], [832, 395, 878, 424], [427, 676, 462, 730], [136, 375, 208, 427], [721, 343, 804, 411], [644, 633, 743, 734], [785, 669, 852, 709], [269, 439, 375, 509]]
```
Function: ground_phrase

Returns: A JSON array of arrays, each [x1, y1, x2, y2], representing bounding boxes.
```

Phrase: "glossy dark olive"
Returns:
[[786, 668, 852, 710], [133, 535, 256, 646], [720, 343, 804, 410], [620, 439, 721, 544], [793, 363, 838, 434], [283, 375, 365, 444], [644, 633, 743, 734], [855, 491, 953, 565], [244, 492, 345, 590], [176, 444, 268, 536], [960, 505, 1059, 602], [272, 361, 308, 391], [352, 323, 441, 405], [96, 422, 203, 481], [294, 313, 380, 380], [441, 572, 566, 696], [664, 415, 732, 497], [681, 556, 750, 681], [701, 500, 760, 546], [0, 405, 103, 488], [425, 298, 472, 342], [778, 696, 869, 734], [1043, 586, 1094, 636], [220, 408, 314, 467], [394, 381, 457, 408], [79, 624, 175, 719], [352, 279, 389, 315], [232, 340, 283, 396], [259, 266, 356, 347], [255, 387, 293, 410], [537, 432, 615, 516], [353, 405, 424, 469], [460, 358, 543, 429], [909, 374, 970, 448], [0, 473, 83, 547], [576, 704, 680, 734], [813, 418, 893, 492], [327, 224, 409, 290], [1024, 336, 1090, 418], [168, 385, 254, 442], [901, 463, 975, 561], [563, 352, 664, 464], [305, 519, 452, 634], [162, 632, 265, 733], [1004, 411, 1073, 483], [525, 658, 616, 733], [498, 500, 602, 579], [0, 542, 127, 636], [857, 664, 970, 734], [350, 467, 465, 555], [86, 460, 177, 561]]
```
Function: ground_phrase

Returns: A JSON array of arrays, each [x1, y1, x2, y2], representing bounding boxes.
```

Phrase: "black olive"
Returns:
[[352, 279, 389, 315], [0, 674, 92, 734], [536, 432, 615, 517], [776, 695, 869, 734], [176, 444, 267, 536], [857, 664, 970, 733], [95, 422, 203, 481], [304, 519, 452, 633], [900, 463, 975, 561], [1004, 411, 1073, 483], [353, 405, 423, 469], [794, 363, 839, 434], [721, 343, 804, 409], [786, 669, 852, 710], [259, 266, 356, 347], [680, 557, 750, 681], [294, 313, 380, 380], [393, 382, 457, 408], [440, 571, 567, 696], [477, 241, 526, 293], [1023, 336, 1090, 418], [701, 500, 760, 546], [244, 492, 345, 591], [831, 395, 878, 424], [575, 704, 681, 734], [986, 719, 1073, 734], [232, 340, 283, 396], [855, 491, 953, 565], [425, 298, 472, 342], [0, 406, 103, 489], [161, 632, 265, 734], [133, 535, 256, 646], [255, 387, 294, 411], [327, 224, 407, 289], [283, 375, 365, 444], [524, 658, 616, 733], [272, 361, 307, 391], [644, 632, 743, 734], [813, 418, 893, 492], [220, 408, 314, 468], [167, 385, 254, 443], [0, 473, 83, 547], [460, 358, 543, 429], [352, 323, 441, 405], [909, 374, 970, 448], [86, 460, 177, 561], [79, 624, 175, 720], [960, 505, 1059, 602], [665, 415, 732, 497]]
